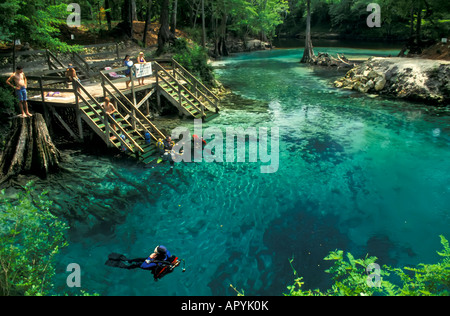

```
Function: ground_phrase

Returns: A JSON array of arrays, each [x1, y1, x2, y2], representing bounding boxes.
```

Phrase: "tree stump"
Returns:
[[0, 113, 61, 182]]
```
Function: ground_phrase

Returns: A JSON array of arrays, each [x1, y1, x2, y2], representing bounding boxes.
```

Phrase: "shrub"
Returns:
[[286, 235, 450, 296], [0, 80, 17, 117], [0, 182, 69, 296], [172, 38, 215, 87]]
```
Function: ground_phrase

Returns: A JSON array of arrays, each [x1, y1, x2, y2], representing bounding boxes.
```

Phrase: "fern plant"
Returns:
[[286, 236, 450, 296], [0, 182, 69, 296]]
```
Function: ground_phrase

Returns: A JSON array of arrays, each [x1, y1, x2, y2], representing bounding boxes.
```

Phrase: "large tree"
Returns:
[[143, 0, 153, 47], [300, 0, 315, 63], [157, 0, 176, 54], [201, 0, 206, 48]]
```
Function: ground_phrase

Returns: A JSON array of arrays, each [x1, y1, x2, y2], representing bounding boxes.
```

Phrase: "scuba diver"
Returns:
[[105, 245, 184, 281], [192, 134, 207, 152], [156, 136, 184, 171]]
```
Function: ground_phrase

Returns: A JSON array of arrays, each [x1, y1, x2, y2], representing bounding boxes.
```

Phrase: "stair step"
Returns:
[[142, 156, 156, 164], [140, 149, 156, 157], [141, 150, 156, 159], [204, 112, 220, 122], [140, 143, 155, 150]]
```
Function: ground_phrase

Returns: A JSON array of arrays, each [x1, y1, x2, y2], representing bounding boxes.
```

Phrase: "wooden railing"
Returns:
[[72, 51, 93, 79], [146, 58, 219, 113], [154, 62, 205, 117], [0, 49, 64, 72], [171, 59, 219, 113], [80, 42, 121, 60], [99, 69, 166, 142], [46, 50, 66, 70], [73, 80, 144, 153]]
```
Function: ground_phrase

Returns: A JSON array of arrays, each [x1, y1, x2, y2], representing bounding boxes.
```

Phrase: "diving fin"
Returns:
[[108, 253, 128, 261], [105, 259, 131, 269]]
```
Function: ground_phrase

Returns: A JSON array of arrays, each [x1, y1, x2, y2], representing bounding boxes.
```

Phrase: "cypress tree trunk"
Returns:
[[171, 0, 178, 35], [105, 0, 112, 31], [201, 0, 206, 48], [157, 0, 176, 55], [143, 0, 153, 47], [121, 0, 132, 38], [0, 114, 61, 183], [214, 12, 228, 57], [300, 0, 315, 64]]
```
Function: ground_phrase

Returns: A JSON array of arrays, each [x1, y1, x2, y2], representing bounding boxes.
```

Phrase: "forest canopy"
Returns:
[[0, 0, 449, 53]]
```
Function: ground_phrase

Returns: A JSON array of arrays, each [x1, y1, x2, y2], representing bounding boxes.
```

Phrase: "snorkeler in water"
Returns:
[[105, 245, 183, 280]]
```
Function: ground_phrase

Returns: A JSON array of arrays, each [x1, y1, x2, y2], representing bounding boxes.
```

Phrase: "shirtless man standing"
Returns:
[[6, 66, 32, 118]]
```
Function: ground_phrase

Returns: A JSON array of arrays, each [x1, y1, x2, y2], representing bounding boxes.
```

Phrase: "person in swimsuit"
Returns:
[[123, 55, 133, 89], [137, 52, 146, 86], [103, 96, 118, 135], [65, 64, 81, 92], [6, 66, 32, 118]]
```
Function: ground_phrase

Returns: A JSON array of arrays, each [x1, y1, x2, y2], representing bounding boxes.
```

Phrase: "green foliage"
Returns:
[[0, 0, 81, 53], [227, 0, 289, 41], [0, 182, 69, 296], [286, 236, 450, 296], [0, 81, 16, 150], [172, 38, 215, 86], [230, 284, 245, 296], [326, 0, 450, 39], [385, 235, 450, 296], [0, 81, 17, 117]]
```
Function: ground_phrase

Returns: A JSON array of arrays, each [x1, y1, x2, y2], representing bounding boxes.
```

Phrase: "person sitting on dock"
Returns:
[[65, 64, 81, 92], [137, 52, 146, 86], [103, 97, 118, 135], [6, 66, 32, 118]]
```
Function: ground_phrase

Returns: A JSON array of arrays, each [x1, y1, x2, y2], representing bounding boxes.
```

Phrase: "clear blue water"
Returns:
[[53, 47, 450, 296]]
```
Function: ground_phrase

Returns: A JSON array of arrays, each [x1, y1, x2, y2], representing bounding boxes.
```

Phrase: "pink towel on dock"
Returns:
[[105, 67, 125, 79]]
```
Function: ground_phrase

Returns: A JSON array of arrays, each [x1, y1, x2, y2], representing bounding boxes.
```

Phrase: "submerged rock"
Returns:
[[334, 57, 450, 105]]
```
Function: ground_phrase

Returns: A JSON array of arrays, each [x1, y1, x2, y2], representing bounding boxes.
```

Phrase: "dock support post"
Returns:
[[74, 81, 84, 141], [38, 77, 51, 129], [130, 66, 137, 130], [145, 95, 150, 116]]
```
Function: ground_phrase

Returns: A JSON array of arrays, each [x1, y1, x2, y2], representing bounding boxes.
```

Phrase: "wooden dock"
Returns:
[[29, 78, 157, 107], [26, 57, 220, 164]]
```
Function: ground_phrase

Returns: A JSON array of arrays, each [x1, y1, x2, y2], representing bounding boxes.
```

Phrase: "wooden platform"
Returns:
[[25, 58, 220, 164], [28, 78, 158, 108]]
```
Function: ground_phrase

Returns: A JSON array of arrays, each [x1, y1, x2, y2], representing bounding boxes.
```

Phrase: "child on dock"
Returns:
[[6, 66, 32, 118]]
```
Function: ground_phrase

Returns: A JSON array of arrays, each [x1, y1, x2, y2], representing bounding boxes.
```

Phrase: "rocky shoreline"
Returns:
[[334, 57, 450, 105]]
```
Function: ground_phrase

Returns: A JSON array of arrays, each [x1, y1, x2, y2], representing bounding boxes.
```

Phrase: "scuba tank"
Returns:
[[120, 134, 127, 152], [145, 131, 151, 145], [157, 138, 164, 152]]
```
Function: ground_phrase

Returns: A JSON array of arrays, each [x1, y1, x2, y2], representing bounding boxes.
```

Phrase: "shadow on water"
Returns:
[[261, 202, 350, 294], [284, 132, 347, 165], [207, 201, 351, 296], [365, 234, 417, 267]]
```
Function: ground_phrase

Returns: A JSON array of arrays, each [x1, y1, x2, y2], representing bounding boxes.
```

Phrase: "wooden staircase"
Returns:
[[75, 81, 164, 164], [72, 58, 219, 164], [154, 60, 220, 122]]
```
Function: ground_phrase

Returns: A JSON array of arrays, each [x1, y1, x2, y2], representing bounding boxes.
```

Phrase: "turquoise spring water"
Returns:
[[53, 47, 450, 296]]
